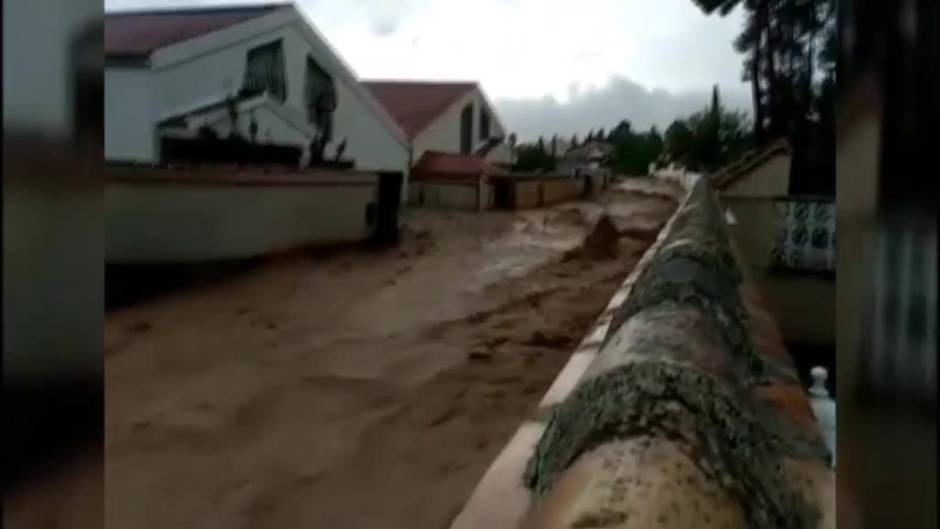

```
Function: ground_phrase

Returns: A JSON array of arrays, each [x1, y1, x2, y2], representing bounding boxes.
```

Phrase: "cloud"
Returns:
[[370, 18, 398, 37], [494, 75, 752, 141]]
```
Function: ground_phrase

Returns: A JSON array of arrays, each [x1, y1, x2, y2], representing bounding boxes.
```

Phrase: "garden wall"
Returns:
[[450, 177, 834, 529], [106, 166, 381, 263]]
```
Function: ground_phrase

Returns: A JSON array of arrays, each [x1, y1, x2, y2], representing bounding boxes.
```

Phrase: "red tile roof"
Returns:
[[105, 3, 290, 57], [362, 81, 477, 140], [413, 151, 505, 180]]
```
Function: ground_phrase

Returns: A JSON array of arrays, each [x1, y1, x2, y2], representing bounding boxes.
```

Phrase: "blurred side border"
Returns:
[[837, 0, 938, 527], [3, 1, 104, 527]]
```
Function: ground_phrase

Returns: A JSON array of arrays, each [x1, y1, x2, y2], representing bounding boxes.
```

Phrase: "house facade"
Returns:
[[557, 141, 613, 180], [104, 3, 410, 180], [363, 81, 513, 168]]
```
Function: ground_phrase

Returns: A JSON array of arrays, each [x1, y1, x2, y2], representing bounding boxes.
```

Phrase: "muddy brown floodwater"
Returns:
[[104, 179, 680, 529]]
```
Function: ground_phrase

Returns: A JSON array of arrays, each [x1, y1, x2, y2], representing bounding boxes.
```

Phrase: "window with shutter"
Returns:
[[243, 40, 286, 102]]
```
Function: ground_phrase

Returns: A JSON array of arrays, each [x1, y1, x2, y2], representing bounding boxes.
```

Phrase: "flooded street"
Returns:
[[104, 179, 680, 529]]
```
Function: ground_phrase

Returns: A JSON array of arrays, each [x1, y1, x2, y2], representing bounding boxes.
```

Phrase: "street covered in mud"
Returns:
[[104, 178, 680, 529]]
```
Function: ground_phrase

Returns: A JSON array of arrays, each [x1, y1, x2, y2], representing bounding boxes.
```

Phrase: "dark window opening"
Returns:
[[304, 56, 336, 126], [244, 40, 286, 102], [480, 108, 490, 141], [460, 103, 474, 154], [304, 55, 338, 163]]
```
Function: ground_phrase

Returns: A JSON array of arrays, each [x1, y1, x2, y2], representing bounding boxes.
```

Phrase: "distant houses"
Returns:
[[557, 141, 613, 180]]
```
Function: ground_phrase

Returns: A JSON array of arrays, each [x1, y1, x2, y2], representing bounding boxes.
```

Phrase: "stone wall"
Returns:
[[524, 178, 834, 528], [449, 177, 834, 529]]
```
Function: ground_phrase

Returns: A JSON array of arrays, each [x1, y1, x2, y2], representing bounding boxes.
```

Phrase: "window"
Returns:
[[243, 40, 286, 102], [304, 55, 337, 146], [480, 108, 490, 141], [460, 103, 474, 154]]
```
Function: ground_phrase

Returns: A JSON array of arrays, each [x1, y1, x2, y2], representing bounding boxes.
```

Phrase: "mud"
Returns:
[[103, 182, 680, 529]]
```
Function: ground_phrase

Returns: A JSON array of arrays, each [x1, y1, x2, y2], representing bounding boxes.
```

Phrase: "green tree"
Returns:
[[515, 139, 555, 172], [570, 134, 579, 147], [596, 127, 607, 142], [664, 120, 694, 162], [608, 125, 665, 176], [676, 91, 753, 172], [608, 120, 632, 143]]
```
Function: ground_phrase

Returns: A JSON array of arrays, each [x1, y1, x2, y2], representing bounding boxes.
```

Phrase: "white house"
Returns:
[[557, 141, 613, 179], [104, 2, 410, 179], [362, 80, 513, 168]]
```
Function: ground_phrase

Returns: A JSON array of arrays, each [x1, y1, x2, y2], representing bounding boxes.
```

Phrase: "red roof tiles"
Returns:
[[362, 81, 477, 140], [105, 3, 289, 57]]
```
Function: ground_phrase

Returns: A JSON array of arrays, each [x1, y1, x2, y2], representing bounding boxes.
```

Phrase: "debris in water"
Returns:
[[581, 215, 621, 261]]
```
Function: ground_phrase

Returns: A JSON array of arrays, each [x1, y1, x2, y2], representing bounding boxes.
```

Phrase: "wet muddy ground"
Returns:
[[104, 178, 680, 529]]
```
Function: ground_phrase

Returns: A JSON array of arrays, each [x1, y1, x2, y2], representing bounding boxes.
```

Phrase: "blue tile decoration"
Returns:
[[771, 199, 835, 272]]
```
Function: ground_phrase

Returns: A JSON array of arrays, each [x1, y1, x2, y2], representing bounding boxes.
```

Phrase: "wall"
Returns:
[[513, 180, 541, 209], [484, 142, 512, 165], [106, 171, 378, 263], [448, 177, 833, 529], [723, 196, 835, 345], [541, 178, 581, 205], [195, 99, 311, 149], [755, 270, 835, 346], [721, 153, 791, 198], [105, 11, 410, 192], [412, 87, 507, 161], [724, 198, 783, 269], [492, 175, 597, 210], [410, 181, 480, 211], [105, 67, 155, 162]]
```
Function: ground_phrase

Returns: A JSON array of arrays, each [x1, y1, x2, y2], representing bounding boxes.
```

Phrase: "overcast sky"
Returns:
[[106, 0, 751, 140]]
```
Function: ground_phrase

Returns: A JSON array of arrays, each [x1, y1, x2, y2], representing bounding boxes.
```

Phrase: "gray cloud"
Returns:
[[370, 18, 398, 36], [494, 76, 752, 142]]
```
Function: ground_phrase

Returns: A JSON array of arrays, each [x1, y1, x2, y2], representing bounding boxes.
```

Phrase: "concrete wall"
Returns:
[[723, 196, 835, 345], [513, 180, 541, 209], [410, 181, 481, 211], [755, 270, 835, 346], [541, 179, 582, 205], [724, 198, 784, 269], [494, 175, 598, 210], [484, 142, 512, 165], [106, 172, 378, 263], [105, 9, 410, 191], [412, 87, 507, 161], [722, 153, 791, 198]]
